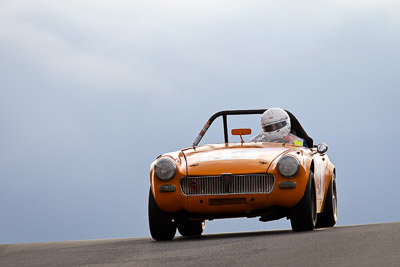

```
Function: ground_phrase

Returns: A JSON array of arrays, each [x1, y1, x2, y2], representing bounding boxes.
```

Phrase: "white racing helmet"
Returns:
[[261, 108, 291, 140]]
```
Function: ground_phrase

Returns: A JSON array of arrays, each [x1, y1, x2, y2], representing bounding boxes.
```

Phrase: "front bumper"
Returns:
[[151, 169, 309, 216]]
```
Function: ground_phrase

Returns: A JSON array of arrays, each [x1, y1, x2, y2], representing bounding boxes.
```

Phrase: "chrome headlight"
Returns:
[[277, 155, 300, 178], [154, 158, 177, 181]]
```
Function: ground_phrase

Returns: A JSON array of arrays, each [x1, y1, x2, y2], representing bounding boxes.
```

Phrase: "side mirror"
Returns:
[[231, 128, 252, 143], [317, 143, 328, 154]]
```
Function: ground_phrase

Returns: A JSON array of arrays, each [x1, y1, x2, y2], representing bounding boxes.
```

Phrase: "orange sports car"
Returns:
[[148, 109, 337, 240]]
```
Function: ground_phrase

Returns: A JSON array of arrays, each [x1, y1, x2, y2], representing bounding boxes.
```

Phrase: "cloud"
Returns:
[[0, 1, 182, 93], [0, 1, 256, 93], [1, 0, 400, 96]]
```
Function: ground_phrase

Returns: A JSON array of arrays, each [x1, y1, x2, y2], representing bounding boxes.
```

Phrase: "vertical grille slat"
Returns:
[[180, 174, 275, 196]]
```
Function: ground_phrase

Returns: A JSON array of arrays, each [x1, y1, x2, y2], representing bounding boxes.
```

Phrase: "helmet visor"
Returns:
[[262, 121, 287, 132]]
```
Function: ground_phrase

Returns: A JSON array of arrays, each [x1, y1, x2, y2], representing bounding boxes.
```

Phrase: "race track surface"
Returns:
[[1, 222, 399, 266]]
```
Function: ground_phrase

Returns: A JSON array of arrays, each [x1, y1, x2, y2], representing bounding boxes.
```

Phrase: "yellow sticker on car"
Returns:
[[293, 140, 303, 146]]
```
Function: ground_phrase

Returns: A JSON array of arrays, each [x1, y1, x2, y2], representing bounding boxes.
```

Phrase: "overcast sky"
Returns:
[[1, 0, 400, 244]]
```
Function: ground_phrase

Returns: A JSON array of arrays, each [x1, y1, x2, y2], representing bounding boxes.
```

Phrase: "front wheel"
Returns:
[[316, 173, 337, 228], [177, 218, 205, 237], [290, 171, 317, 232], [148, 189, 176, 241]]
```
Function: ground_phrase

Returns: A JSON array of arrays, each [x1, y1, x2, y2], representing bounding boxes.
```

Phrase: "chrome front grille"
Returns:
[[180, 174, 275, 196]]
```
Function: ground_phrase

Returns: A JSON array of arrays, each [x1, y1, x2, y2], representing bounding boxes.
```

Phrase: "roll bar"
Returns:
[[192, 109, 313, 148]]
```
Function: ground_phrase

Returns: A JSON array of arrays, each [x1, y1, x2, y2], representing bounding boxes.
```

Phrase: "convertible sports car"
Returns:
[[148, 109, 337, 240]]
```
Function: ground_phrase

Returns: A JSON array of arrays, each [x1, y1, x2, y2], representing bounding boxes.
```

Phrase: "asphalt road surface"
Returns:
[[1, 222, 400, 266]]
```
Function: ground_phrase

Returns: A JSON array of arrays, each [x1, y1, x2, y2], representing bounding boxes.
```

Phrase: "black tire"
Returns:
[[316, 173, 337, 228], [177, 218, 205, 237], [290, 171, 317, 232], [148, 189, 176, 241]]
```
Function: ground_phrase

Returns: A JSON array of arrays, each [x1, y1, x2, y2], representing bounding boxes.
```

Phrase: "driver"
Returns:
[[250, 108, 307, 147]]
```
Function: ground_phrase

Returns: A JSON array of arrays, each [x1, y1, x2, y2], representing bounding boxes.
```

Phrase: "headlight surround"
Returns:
[[277, 155, 300, 178], [154, 158, 177, 181]]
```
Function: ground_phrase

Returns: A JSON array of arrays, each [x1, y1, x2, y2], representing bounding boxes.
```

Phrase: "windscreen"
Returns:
[[197, 114, 262, 146]]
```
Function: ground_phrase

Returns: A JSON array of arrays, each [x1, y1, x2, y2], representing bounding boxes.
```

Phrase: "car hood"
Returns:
[[182, 143, 292, 176]]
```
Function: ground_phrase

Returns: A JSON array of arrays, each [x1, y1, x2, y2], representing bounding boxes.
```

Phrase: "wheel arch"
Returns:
[[320, 166, 336, 213], [308, 159, 317, 194]]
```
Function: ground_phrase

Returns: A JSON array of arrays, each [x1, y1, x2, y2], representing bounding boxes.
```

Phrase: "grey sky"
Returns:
[[1, 0, 399, 244]]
